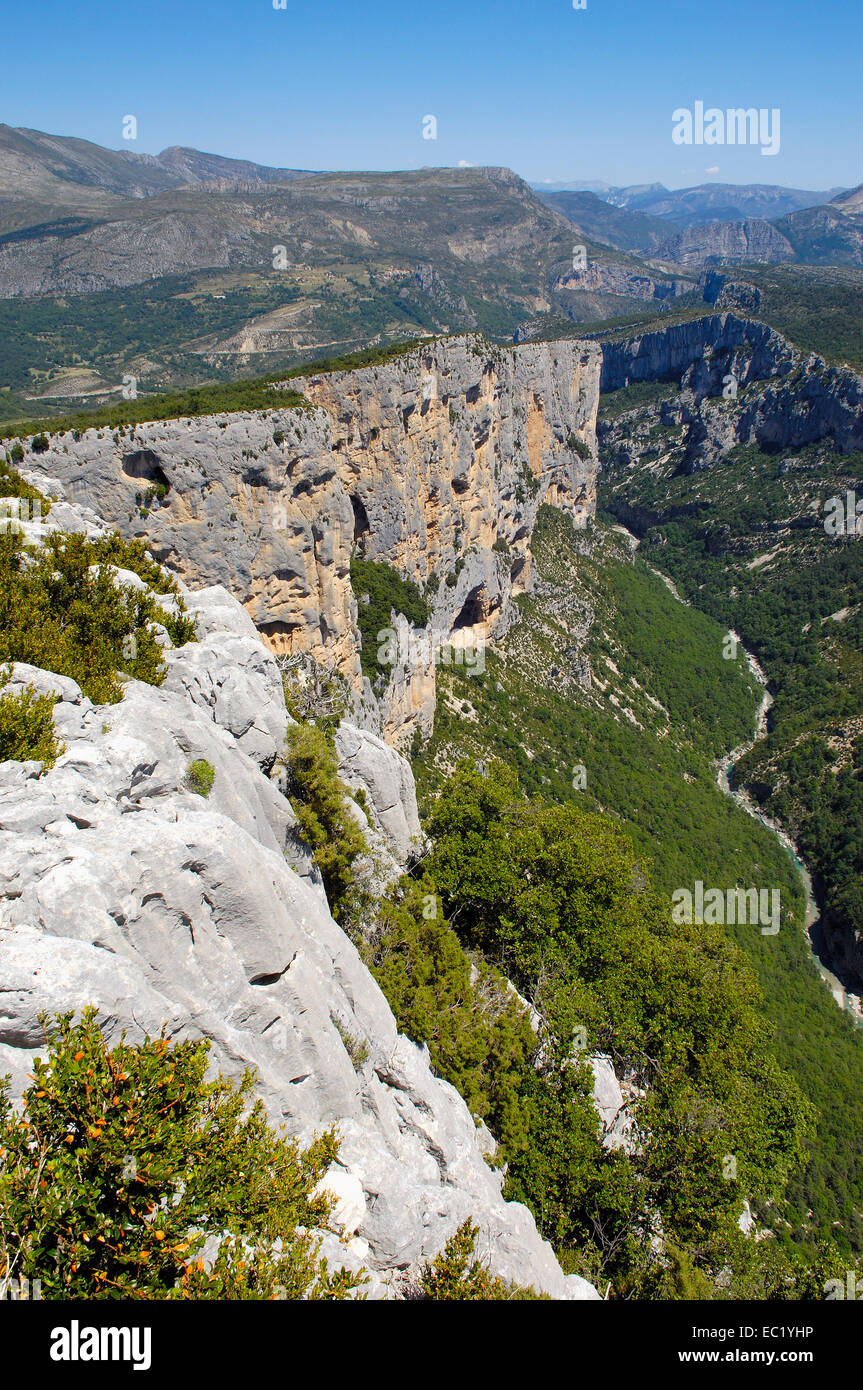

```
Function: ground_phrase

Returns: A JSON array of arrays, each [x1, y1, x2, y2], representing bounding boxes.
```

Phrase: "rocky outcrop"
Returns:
[[0, 497, 598, 1300], [600, 314, 863, 463], [334, 720, 423, 879], [550, 260, 691, 304], [600, 313, 793, 394], [700, 270, 762, 314], [654, 218, 795, 268], [22, 334, 601, 747]]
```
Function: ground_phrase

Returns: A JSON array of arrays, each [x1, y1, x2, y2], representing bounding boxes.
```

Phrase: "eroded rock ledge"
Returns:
[[0, 491, 598, 1299]]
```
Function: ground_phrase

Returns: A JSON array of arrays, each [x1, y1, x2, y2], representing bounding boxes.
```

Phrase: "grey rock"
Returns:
[[22, 334, 601, 747], [335, 722, 422, 865], [0, 570, 598, 1299]]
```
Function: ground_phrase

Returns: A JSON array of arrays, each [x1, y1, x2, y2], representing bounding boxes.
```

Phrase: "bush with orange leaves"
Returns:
[[0, 1008, 364, 1300]]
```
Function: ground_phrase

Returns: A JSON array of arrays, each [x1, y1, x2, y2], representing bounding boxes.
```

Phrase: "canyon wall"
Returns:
[[24, 334, 601, 745], [600, 312, 863, 460]]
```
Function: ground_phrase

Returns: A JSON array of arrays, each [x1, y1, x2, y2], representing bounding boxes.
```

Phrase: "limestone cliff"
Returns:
[[600, 313, 863, 462], [0, 490, 598, 1300], [23, 334, 601, 746]]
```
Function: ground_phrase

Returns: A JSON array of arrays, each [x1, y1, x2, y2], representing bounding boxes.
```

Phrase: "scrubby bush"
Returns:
[[284, 723, 368, 921], [366, 879, 536, 1158], [184, 759, 215, 797], [418, 1221, 545, 1300], [567, 433, 591, 460], [416, 759, 814, 1293], [0, 530, 196, 704], [0, 458, 50, 517], [0, 1009, 363, 1300], [0, 670, 62, 767]]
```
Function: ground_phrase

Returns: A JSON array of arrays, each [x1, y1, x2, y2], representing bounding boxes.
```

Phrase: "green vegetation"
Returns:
[[418, 1220, 545, 1300], [0, 377, 308, 441], [184, 759, 215, 798], [0, 455, 51, 516], [405, 501, 863, 1274], [0, 529, 196, 704], [0, 1009, 362, 1300], [365, 879, 536, 1157], [733, 265, 863, 372], [0, 669, 62, 768], [331, 1019, 369, 1071], [284, 723, 369, 921], [388, 760, 830, 1296], [600, 422, 863, 1252], [0, 326, 443, 442], [349, 557, 429, 681], [414, 508, 779, 896], [598, 379, 680, 421]]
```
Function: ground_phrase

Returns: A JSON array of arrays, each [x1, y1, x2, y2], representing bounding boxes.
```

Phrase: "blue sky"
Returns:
[[3, 0, 859, 190]]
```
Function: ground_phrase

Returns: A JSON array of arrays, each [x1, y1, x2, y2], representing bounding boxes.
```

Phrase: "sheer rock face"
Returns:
[[654, 218, 796, 268], [22, 334, 600, 746], [600, 314, 863, 462], [0, 562, 597, 1301]]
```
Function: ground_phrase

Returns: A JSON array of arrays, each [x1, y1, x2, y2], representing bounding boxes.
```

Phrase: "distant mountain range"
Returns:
[[531, 179, 845, 226], [0, 124, 312, 209], [0, 126, 861, 424], [537, 181, 863, 269]]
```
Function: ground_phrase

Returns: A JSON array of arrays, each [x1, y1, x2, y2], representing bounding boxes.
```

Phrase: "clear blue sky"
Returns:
[[3, 0, 859, 190]]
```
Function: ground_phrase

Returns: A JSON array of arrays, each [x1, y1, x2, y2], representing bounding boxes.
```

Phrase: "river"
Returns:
[[649, 561, 863, 1023]]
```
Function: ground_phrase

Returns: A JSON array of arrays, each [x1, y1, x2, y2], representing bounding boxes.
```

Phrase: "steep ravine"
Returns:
[[652, 564, 862, 1022]]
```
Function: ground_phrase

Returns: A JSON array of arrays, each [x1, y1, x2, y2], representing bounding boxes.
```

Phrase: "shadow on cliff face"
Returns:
[[121, 449, 171, 495]]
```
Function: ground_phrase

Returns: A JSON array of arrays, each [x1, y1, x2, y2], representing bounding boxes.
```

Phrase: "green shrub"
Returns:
[[332, 1018, 369, 1071], [349, 557, 429, 681], [422, 759, 814, 1290], [0, 530, 196, 705], [419, 1221, 545, 1300], [0, 458, 50, 517], [0, 670, 63, 768], [567, 433, 591, 460], [366, 879, 536, 1158], [0, 1009, 363, 1300], [284, 723, 368, 921], [9, 443, 23, 464], [184, 759, 215, 797], [30, 434, 49, 454]]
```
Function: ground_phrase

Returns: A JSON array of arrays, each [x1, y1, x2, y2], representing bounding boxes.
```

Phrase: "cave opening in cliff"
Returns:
[[121, 449, 171, 495], [350, 493, 371, 547], [452, 586, 487, 632]]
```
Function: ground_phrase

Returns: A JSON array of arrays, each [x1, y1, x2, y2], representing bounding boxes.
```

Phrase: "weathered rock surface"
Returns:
[[0, 537, 597, 1299], [335, 722, 422, 866], [551, 260, 691, 304], [654, 218, 796, 268]]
